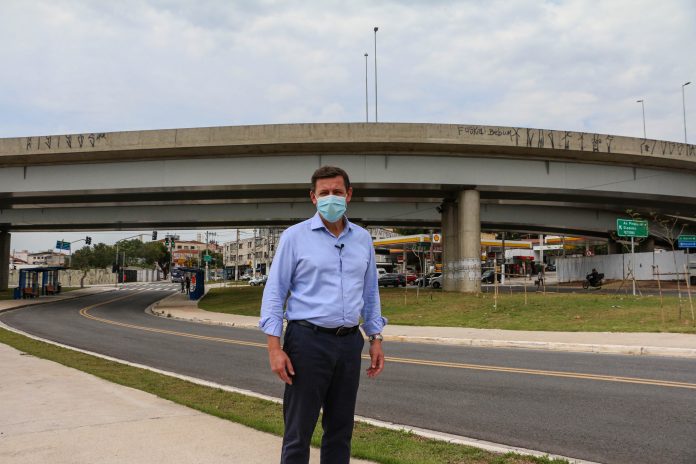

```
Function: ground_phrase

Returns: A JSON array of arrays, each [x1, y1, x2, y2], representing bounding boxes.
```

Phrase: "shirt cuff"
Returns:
[[361, 316, 388, 337], [259, 317, 284, 338]]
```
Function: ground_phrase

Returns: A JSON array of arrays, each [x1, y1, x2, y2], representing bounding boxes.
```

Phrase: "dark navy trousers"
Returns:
[[280, 322, 364, 464]]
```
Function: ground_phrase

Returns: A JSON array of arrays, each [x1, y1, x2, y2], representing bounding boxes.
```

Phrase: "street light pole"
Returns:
[[682, 81, 691, 143], [364, 52, 369, 123], [637, 99, 646, 139], [373, 26, 378, 123]]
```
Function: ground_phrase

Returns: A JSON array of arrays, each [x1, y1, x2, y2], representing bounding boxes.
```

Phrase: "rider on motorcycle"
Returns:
[[587, 268, 600, 286]]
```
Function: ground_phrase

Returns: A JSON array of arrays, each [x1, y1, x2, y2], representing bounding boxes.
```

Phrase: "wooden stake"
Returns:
[[656, 265, 664, 324], [684, 264, 695, 325], [524, 279, 528, 305]]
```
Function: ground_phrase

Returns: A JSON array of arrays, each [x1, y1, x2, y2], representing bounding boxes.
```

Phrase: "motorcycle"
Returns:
[[582, 273, 604, 289]]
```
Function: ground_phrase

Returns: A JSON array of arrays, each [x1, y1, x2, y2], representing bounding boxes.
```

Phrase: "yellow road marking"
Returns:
[[79, 293, 266, 349], [78, 295, 696, 391]]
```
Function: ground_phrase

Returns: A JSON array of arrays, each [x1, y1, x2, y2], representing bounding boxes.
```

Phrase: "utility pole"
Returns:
[[253, 228, 257, 278], [364, 52, 369, 122], [235, 229, 240, 281], [373, 26, 379, 122]]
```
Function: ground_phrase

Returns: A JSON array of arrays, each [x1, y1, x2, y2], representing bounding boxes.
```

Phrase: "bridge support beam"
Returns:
[[0, 231, 9, 291], [456, 190, 481, 293], [441, 200, 459, 292]]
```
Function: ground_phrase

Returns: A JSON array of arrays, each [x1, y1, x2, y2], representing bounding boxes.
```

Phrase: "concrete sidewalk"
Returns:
[[0, 342, 372, 464], [151, 292, 696, 358]]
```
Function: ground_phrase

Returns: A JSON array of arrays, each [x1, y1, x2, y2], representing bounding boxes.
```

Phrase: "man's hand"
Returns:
[[267, 336, 295, 384], [366, 340, 384, 378]]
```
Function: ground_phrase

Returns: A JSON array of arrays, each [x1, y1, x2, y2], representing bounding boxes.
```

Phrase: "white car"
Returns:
[[429, 275, 442, 289], [249, 275, 268, 286]]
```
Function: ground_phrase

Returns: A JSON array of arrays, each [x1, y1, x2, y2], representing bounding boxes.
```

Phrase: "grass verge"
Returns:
[[0, 326, 566, 464], [199, 286, 696, 333]]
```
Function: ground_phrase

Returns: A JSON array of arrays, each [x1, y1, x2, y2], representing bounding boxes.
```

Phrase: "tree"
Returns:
[[649, 213, 687, 319], [141, 242, 170, 277], [627, 209, 689, 319], [202, 250, 224, 268]]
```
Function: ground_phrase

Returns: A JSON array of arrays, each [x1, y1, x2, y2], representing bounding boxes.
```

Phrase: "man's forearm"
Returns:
[[267, 335, 282, 352]]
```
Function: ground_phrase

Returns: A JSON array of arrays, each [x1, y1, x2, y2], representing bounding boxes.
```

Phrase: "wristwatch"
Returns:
[[368, 333, 383, 343]]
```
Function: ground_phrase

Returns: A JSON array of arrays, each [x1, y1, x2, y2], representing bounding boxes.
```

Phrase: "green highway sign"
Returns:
[[203, 254, 212, 262], [616, 219, 649, 238], [678, 235, 696, 248]]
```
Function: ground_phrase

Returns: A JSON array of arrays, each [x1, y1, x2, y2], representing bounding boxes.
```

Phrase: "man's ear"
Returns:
[[310, 190, 317, 206], [346, 187, 353, 203]]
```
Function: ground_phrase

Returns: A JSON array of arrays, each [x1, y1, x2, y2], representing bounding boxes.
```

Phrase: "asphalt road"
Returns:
[[2, 289, 696, 464]]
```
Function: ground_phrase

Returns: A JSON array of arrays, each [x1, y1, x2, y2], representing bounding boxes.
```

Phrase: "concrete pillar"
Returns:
[[456, 190, 481, 293], [441, 200, 459, 292], [0, 231, 10, 291]]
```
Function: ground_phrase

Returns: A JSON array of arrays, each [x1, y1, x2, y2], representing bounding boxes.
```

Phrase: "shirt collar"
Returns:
[[310, 212, 353, 234]]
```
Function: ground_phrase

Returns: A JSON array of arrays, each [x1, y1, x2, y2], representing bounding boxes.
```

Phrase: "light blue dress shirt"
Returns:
[[259, 212, 387, 338]]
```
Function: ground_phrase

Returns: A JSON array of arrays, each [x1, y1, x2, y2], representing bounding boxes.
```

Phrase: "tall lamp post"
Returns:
[[637, 99, 646, 139], [364, 52, 369, 122], [682, 81, 691, 143], [373, 26, 378, 122]]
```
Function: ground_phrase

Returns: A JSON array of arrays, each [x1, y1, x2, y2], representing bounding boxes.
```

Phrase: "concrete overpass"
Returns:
[[1, 123, 695, 291]]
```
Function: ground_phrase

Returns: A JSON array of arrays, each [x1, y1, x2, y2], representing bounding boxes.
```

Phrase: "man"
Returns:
[[185, 275, 191, 295], [588, 268, 600, 285], [259, 166, 386, 464]]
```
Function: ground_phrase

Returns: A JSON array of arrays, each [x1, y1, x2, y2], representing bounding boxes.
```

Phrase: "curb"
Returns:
[[147, 307, 696, 359]]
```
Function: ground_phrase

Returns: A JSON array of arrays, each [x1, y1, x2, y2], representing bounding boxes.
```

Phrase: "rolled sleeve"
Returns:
[[259, 231, 294, 337], [360, 237, 387, 336]]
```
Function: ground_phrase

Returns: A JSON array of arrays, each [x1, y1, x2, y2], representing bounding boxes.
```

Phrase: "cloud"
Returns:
[[1, 0, 694, 140], [2, 0, 695, 250]]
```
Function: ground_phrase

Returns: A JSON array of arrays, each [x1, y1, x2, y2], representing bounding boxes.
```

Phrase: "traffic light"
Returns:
[[164, 238, 169, 246], [152, 231, 158, 240], [85, 236, 92, 245]]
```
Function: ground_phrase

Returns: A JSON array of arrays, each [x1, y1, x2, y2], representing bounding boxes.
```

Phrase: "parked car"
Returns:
[[377, 267, 388, 276], [239, 274, 252, 281], [545, 263, 556, 272], [405, 273, 418, 285], [249, 275, 268, 286], [481, 269, 502, 283], [416, 272, 441, 287], [378, 273, 406, 287], [429, 275, 443, 289]]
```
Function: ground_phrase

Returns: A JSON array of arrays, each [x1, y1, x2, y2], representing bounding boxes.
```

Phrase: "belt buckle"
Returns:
[[335, 326, 350, 336]]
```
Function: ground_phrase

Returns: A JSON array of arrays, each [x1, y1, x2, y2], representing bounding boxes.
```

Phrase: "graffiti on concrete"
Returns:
[[25, 133, 107, 151], [456, 125, 695, 159]]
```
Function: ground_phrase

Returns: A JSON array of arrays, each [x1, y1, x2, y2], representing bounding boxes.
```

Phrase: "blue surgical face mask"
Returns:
[[316, 195, 347, 223]]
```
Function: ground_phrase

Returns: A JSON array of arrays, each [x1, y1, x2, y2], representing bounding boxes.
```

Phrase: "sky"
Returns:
[[2, 0, 695, 252]]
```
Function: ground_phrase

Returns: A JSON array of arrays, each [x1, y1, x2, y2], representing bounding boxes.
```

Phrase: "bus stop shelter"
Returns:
[[14, 266, 64, 299], [179, 267, 205, 300]]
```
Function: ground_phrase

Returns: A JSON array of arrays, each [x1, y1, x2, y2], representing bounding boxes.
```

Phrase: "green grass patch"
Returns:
[[199, 286, 696, 333], [0, 327, 566, 464]]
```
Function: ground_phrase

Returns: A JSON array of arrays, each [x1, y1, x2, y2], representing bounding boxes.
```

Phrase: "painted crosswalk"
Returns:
[[117, 282, 180, 292]]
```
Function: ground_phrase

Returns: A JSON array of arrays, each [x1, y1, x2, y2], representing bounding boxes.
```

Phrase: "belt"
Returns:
[[290, 320, 359, 336]]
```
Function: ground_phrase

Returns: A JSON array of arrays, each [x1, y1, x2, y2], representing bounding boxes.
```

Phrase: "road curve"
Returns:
[[2, 289, 696, 464]]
